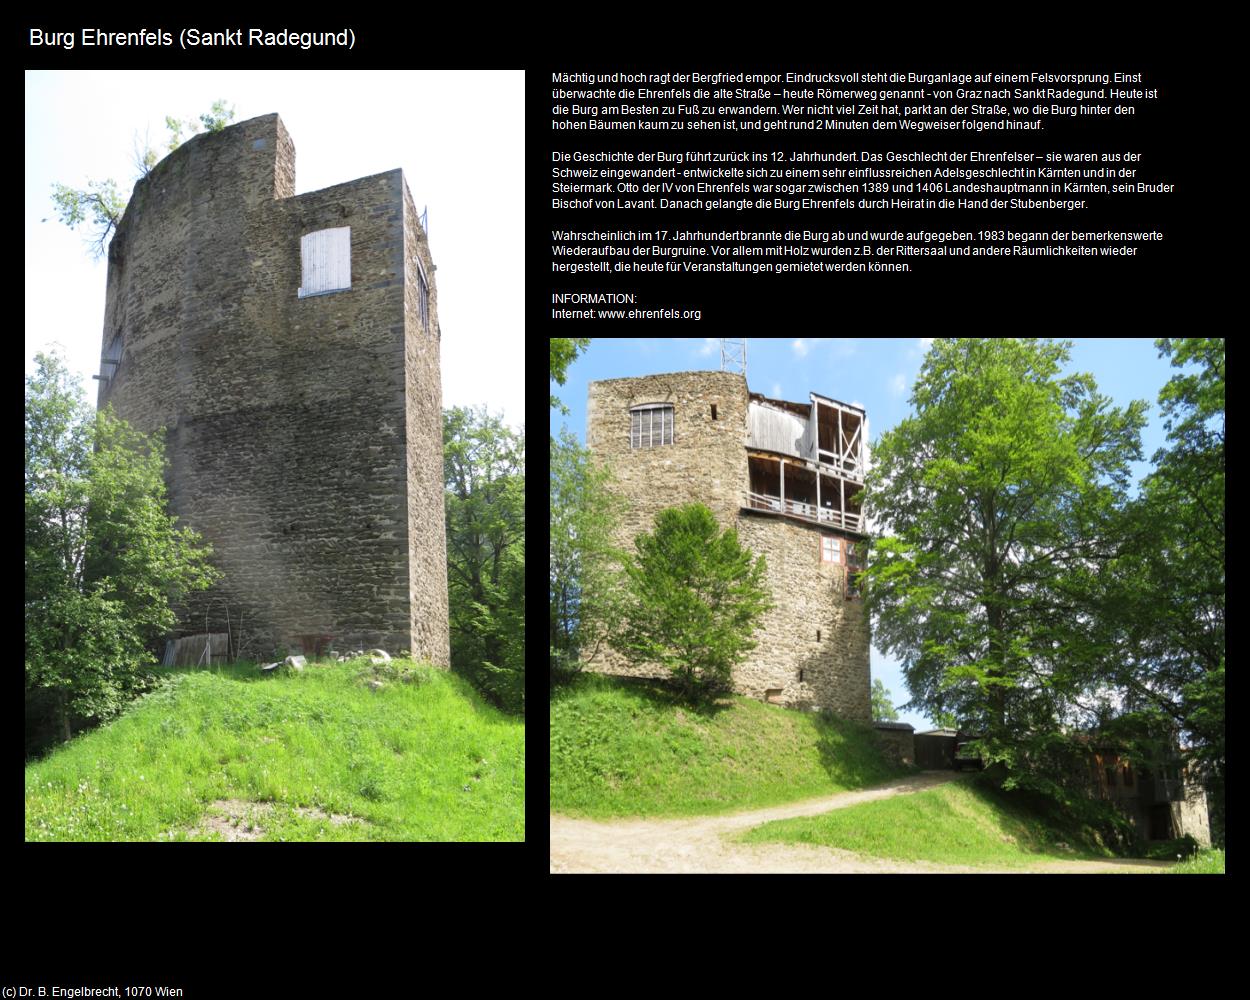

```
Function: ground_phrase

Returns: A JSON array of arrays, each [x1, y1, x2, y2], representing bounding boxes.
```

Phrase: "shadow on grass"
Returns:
[[953, 774, 1127, 860], [162, 661, 272, 684], [555, 671, 734, 718], [812, 713, 913, 789]]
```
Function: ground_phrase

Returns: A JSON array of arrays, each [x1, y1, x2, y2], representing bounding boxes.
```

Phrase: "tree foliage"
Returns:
[[50, 180, 126, 259], [871, 679, 899, 722], [863, 339, 1146, 793], [1095, 339, 1225, 840], [549, 429, 625, 682], [52, 101, 237, 259], [164, 100, 236, 152], [612, 503, 773, 702], [444, 407, 525, 713], [25, 353, 217, 745], [550, 338, 590, 413]]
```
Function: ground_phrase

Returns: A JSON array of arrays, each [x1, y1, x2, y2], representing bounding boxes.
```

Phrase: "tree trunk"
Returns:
[[987, 600, 1006, 730], [59, 690, 71, 743]]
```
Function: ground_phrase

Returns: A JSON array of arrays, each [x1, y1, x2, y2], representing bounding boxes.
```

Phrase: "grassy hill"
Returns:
[[25, 658, 524, 841], [550, 674, 907, 818], [737, 775, 1126, 866]]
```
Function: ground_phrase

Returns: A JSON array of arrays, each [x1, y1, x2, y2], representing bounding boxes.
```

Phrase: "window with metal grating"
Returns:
[[630, 403, 673, 447]]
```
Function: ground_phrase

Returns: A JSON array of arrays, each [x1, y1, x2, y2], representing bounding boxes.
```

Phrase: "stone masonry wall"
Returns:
[[872, 724, 916, 767], [402, 180, 450, 667], [736, 515, 871, 719], [98, 113, 447, 663], [586, 371, 749, 680], [1173, 782, 1212, 847], [585, 369, 871, 719]]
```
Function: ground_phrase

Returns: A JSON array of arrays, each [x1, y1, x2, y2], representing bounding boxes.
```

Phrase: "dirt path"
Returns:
[[550, 771, 1175, 874]]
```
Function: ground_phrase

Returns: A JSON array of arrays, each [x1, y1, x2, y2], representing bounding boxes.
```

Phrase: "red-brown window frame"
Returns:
[[818, 533, 865, 601], [819, 534, 840, 564]]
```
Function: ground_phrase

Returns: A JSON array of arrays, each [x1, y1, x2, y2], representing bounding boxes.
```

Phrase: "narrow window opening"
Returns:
[[711, 403, 718, 420], [845, 540, 865, 600], [416, 256, 430, 331], [816, 629, 821, 642], [799, 669, 805, 682]]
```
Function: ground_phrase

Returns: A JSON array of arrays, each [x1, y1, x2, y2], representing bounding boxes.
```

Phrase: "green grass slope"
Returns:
[[739, 776, 1122, 866], [550, 674, 907, 818], [1164, 849, 1224, 874], [25, 659, 524, 841]]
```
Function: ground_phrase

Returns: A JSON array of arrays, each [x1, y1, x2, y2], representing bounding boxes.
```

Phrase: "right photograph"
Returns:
[[549, 337, 1222, 873]]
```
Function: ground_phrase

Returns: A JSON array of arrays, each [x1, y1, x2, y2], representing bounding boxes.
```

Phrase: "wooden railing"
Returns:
[[743, 491, 863, 532], [816, 449, 864, 482]]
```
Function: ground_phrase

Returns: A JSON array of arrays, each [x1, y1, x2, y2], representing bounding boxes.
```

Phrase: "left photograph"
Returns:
[[25, 70, 524, 841]]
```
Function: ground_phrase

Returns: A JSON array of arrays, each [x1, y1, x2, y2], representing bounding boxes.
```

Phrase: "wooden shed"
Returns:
[[914, 729, 959, 770], [162, 632, 230, 666]]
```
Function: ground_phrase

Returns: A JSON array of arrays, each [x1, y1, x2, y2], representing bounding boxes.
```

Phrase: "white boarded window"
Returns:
[[298, 227, 351, 298]]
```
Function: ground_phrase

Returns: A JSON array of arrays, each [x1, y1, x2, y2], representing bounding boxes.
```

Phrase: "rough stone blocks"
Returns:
[[97, 113, 449, 665]]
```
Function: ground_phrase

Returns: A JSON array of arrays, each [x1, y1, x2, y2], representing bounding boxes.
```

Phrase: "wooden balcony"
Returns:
[[743, 490, 864, 533]]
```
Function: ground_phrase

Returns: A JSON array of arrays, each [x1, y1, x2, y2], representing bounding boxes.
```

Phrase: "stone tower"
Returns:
[[586, 370, 870, 718], [96, 113, 449, 666]]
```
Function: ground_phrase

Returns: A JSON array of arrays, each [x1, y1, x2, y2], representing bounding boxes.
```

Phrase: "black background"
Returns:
[[529, 33, 1201, 332], [18, 20, 1221, 978]]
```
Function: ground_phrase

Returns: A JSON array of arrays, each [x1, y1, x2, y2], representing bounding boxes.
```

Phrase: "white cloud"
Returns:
[[890, 373, 907, 396], [919, 338, 934, 349], [771, 382, 782, 398], [792, 339, 808, 358], [698, 337, 718, 356]]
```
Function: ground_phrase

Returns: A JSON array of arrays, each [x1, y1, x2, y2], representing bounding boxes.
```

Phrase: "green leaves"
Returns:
[[549, 429, 626, 680], [870, 679, 899, 722], [26, 352, 217, 742], [864, 338, 1147, 755], [443, 407, 525, 713], [549, 338, 590, 413], [52, 101, 238, 260], [1097, 339, 1224, 841], [50, 180, 126, 259], [613, 503, 773, 702], [166, 100, 236, 151]]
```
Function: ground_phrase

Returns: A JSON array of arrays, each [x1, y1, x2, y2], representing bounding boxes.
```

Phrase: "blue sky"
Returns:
[[550, 336, 1190, 731]]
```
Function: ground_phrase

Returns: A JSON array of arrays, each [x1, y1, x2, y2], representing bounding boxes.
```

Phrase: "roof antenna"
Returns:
[[719, 338, 746, 377]]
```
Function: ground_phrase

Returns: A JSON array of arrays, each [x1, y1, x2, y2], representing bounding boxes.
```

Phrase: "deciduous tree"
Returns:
[[871, 678, 900, 722], [549, 429, 625, 682], [550, 338, 590, 413], [613, 503, 772, 702], [863, 339, 1146, 792], [1097, 338, 1224, 840], [25, 352, 216, 745], [444, 407, 525, 712], [51, 101, 236, 258]]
